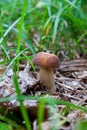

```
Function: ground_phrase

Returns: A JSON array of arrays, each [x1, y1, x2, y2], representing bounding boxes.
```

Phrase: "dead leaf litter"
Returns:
[[0, 59, 87, 129]]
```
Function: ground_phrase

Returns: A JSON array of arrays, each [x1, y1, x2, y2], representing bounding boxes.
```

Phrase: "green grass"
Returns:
[[0, 0, 87, 130], [0, 0, 87, 56], [0, 95, 87, 113], [0, 94, 87, 129], [13, 66, 32, 130]]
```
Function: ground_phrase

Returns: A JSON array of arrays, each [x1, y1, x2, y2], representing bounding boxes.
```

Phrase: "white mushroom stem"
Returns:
[[39, 67, 56, 93]]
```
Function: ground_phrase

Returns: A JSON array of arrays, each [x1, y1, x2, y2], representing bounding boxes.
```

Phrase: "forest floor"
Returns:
[[0, 52, 87, 130]]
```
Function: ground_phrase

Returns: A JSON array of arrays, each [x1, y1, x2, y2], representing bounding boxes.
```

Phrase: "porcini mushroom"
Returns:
[[32, 52, 60, 93]]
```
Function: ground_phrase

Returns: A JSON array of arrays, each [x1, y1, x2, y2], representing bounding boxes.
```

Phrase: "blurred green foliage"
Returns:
[[0, 123, 12, 130], [75, 120, 87, 130], [0, 0, 87, 58]]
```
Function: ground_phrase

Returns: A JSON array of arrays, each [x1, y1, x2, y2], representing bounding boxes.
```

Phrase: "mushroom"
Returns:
[[32, 52, 60, 93]]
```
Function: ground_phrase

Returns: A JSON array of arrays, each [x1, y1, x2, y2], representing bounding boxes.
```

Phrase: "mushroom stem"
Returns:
[[39, 67, 56, 93]]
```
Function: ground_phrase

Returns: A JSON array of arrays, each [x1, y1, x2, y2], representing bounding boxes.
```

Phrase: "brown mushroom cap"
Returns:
[[32, 52, 60, 68]]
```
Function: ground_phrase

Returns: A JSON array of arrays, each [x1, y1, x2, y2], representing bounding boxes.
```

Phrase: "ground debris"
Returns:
[[0, 64, 38, 97], [59, 59, 87, 72], [0, 58, 87, 129]]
